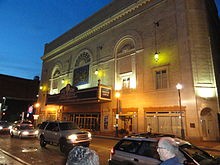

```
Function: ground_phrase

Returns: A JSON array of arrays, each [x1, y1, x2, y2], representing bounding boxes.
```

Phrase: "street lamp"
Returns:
[[176, 83, 185, 139], [115, 91, 120, 137], [0, 97, 7, 120]]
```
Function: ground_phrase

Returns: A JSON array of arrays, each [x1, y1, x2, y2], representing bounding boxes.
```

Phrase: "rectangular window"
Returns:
[[120, 72, 132, 90], [122, 77, 130, 89], [155, 69, 167, 89]]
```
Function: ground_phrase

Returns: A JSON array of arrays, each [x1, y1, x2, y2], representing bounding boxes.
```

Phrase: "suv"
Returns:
[[109, 135, 220, 165], [38, 121, 92, 154]]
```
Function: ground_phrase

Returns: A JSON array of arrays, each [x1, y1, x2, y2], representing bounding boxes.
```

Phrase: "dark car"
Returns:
[[109, 136, 220, 165], [0, 121, 12, 133]]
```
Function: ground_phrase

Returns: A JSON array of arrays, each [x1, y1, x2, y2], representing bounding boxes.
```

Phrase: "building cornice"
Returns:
[[42, 0, 163, 61]]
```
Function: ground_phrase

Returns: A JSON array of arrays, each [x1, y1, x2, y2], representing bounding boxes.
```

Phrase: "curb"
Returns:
[[0, 148, 31, 165], [93, 135, 121, 141], [196, 147, 220, 153]]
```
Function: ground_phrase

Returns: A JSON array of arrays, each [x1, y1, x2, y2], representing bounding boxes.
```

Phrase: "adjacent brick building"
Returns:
[[38, 0, 220, 141], [0, 74, 40, 122]]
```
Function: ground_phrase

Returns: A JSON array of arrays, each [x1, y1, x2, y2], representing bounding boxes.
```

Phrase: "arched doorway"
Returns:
[[201, 108, 216, 141]]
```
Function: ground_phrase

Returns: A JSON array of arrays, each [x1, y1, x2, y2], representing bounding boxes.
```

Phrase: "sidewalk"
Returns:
[[92, 131, 220, 153], [189, 140, 220, 153], [0, 148, 30, 165]]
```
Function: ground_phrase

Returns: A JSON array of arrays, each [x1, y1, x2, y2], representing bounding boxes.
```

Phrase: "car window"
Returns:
[[20, 125, 34, 130], [59, 122, 78, 130], [45, 122, 58, 131], [137, 141, 160, 159], [0, 121, 7, 126], [39, 122, 48, 129], [180, 144, 217, 164], [116, 140, 141, 153]]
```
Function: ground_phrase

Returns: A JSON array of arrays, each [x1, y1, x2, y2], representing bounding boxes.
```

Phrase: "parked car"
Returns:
[[129, 132, 177, 138], [13, 120, 32, 126], [38, 121, 92, 154], [0, 121, 12, 133], [109, 136, 220, 165], [10, 124, 38, 138]]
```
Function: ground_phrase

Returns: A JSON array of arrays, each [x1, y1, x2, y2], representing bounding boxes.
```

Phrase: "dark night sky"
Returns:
[[0, 0, 112, 79], [0, 0, 219, 80]]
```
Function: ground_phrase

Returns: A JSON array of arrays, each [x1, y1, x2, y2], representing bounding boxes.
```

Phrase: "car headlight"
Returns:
[[0, 126, 3, 130], [68, 134, 77, 141], [88, 132, 92, 138], [34, 130, 39, 134], [22, 131, 29, 135]]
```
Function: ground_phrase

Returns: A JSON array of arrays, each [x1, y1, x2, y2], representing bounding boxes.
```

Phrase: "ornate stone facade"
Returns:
[[38, 0, 220, 141]]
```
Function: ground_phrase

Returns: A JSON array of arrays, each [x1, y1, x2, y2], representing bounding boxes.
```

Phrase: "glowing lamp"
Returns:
[[95, 69, 98, 75], [154, 52, 159, 62]]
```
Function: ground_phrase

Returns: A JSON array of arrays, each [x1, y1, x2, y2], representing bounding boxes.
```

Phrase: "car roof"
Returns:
[[121, 135, 191, 147], [43, 120, 74, 123], [122, 136, 158, 142]]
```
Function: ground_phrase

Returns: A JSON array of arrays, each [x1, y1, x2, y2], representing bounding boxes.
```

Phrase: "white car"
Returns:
[[10, 124, 38, 138], [38, 121, 92, 154]]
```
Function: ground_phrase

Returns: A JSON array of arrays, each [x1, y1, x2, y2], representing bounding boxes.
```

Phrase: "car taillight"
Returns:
[[110, 148, 115, 156]]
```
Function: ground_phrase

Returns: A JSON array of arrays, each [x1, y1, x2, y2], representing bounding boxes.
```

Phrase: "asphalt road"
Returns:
[[1, 133, 220, 165], [0, 133, 119, 165]]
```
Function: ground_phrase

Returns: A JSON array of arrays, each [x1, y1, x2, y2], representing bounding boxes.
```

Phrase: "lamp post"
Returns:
[[115, 91, 120, 137], [176, 83, 185, 139], [0, 97, 6, 120], [33, 103, 40, 127]]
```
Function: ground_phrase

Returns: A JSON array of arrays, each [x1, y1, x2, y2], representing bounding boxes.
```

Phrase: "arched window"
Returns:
[[51, 66, 61, 94], [115, 37, 136, 90], [73, 51, 91, 86], [117, 39, 135, 55]]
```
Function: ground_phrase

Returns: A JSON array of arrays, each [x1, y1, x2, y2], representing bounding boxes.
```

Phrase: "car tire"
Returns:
[[84, 144, 90, 147], [40, 136, 47, 147], [59, 138, 69, 154], [19, 134, 22, 139]]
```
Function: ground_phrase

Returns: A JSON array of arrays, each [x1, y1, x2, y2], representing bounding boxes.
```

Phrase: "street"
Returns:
[[0, 133, 118, 165], [0, 133, 220, 165]]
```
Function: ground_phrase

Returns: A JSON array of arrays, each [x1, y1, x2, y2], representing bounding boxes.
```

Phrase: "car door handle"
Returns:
[[133, 158, 139, 162]]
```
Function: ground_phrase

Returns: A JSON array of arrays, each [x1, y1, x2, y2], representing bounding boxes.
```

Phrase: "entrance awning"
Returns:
[[46, 84, 112, 105]]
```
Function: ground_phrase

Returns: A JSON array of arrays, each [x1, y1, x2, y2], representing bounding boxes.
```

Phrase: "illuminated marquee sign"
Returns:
[[99, 86, 112, 101]]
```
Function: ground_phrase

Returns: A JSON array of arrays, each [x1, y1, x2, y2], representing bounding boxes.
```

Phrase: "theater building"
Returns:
[[37, 0, 220, 141]]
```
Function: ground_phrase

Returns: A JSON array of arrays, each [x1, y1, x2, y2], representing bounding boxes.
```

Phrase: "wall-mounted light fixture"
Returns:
[[39, 85, 49, 93], [154, 21, 160, 62], [95, 69, 98, 75], [95, 45, 103, 76], [154, 52, 159, 62]]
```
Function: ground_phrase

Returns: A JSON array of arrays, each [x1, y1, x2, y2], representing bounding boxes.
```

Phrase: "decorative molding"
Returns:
[[42, 0, 159, 60]]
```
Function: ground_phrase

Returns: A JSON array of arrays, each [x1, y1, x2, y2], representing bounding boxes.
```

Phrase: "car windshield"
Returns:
[[0, 121, 9, 126], [59, 122, 79, 130], [180, 143, 217, 164], [20, 125, 34, 130]]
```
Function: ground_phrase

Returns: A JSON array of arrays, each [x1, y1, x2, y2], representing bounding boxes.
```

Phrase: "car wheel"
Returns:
[[40, 136, 47, 147], [19, 134, 22, 139], [84, 144, 89, 147], [59, 138, 69, 154]]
